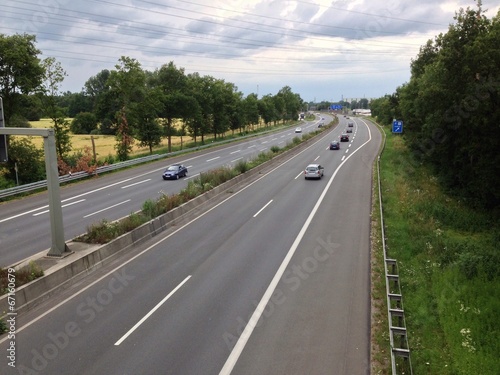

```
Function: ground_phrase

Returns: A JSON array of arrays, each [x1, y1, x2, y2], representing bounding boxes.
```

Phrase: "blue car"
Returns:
[[330, 140, 340, 150], [162, 164, 188, 180]]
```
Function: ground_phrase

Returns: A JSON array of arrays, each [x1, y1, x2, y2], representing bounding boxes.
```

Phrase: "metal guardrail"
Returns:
[[0, 127, 289, 199], [0, 153, 165, 199], [376, 124, 413, 375]]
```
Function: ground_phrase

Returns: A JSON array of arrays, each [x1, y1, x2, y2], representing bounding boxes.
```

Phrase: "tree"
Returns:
[[41, 57, 72, 161], [242, 93, 259, 130], [134, 87, 163, 154], [71, 112, 98, 134], [0, 33, 44, 125], [5, 137, 45, 184], [107, 57, 145, 160], [154, 62, 189, 152], [114, 107, 134, 161], [84, 69, 117, 134], [398, 2, 500, 208], [276, 86, 302, 122], [258, 94, 278, 126], [186, 73, 213, 144]]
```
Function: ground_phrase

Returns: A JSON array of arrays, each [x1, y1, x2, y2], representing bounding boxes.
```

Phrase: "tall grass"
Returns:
[[379, 126, 499, 374]]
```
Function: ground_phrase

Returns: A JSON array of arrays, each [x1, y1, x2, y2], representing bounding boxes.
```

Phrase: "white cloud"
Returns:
[[1, 0, 498, 102]]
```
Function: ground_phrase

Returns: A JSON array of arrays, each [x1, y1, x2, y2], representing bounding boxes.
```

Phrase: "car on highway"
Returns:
[[295, 127, 302, 133], [346, 128, 353, 133], [162, 164, 188, 180], [340, 134, 349, 142], [348, 122, 354, 127], [329, 140, 340, 150], [304, 164, 324, 179]]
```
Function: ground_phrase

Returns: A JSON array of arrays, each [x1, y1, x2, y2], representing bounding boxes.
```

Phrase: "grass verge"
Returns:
[[377, 124, 499, 374]]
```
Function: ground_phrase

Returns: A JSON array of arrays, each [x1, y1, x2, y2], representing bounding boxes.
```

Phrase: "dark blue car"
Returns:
[[330, 140, 340, 150], [162, 164, 188, 180]]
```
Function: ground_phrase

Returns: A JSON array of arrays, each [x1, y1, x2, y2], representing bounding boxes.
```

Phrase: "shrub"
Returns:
[[142, 199, 158, 219], [83, 219, 121, 244], [0, 261, 44, 295], [119, 212, 147, 232], [234, 160, 250, 174]]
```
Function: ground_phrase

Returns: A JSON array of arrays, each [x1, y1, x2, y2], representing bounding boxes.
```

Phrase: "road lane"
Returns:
[[1, 118, 380, 375], [0, 116, 336, 266]]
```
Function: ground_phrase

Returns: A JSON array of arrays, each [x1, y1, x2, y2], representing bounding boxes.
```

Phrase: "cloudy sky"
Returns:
[[1, 0, 498, 103]]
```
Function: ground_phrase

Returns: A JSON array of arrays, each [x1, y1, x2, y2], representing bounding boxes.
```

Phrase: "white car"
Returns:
[[295, 127, 302, 133], [304, 164, 324, 179]]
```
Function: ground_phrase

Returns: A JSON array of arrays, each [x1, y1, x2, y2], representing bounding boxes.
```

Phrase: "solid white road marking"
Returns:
[[219, 120, 373, 375]]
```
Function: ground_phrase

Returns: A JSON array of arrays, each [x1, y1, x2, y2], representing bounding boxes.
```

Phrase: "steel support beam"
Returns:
[[0, 127, 69, 257]]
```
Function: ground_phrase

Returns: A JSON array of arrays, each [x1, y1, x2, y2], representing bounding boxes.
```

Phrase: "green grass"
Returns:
[[378, 125, 500, 374]]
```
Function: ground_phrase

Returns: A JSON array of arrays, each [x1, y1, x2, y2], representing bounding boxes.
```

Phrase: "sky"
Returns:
[[1, 0, 499, 103]]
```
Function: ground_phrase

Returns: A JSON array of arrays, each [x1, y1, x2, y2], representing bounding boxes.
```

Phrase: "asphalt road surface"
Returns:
[[0, 115, 327, 267], [0, 116, 381, 374]]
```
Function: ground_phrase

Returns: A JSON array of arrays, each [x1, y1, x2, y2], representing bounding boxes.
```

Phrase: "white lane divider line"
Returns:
[[253, 200, 273, 218], [114, 275, 191, 346], [121, 179, 151, 189], [33, 199, 86, 216], [83, 200, 131, 218]]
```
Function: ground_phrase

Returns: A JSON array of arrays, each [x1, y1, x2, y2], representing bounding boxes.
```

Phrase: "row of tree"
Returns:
[[0, 33, 306, 186], [370, 4, 500, 210]]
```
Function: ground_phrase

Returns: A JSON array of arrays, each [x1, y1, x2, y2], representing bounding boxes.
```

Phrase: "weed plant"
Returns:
[[0, 261, 44, 295]]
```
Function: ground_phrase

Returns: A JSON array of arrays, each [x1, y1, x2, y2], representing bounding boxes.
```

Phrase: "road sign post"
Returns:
[[0, 98, 7, 161], [0, 127, 69, 257], [392, 120, 403, 134]]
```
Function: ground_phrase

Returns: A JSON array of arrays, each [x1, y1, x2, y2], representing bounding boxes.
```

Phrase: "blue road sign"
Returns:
[[330, 104, 342, 110], [392, 120, 403, 133]]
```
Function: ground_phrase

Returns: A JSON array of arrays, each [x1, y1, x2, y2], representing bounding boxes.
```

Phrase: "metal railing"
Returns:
[[0, 132, 261, 200], [376, 125, 413, 375]]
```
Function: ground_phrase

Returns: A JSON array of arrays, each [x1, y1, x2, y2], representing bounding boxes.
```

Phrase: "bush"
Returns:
[[270, 145, 281, 153], [83, 219, 121, 244], [0, 261, 44, 295], [71, 112, 98, 134], [234, 160, 250, 174]]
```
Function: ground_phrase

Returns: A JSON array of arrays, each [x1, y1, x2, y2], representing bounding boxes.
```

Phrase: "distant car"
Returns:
[[340, 134, 349, 142], [318, 122, 324, 128], [295, 127, 302, 133], [348, 122, 354, 127], [329, 140, 340, 150], [346, 128, 353, 133], [162, 164, 188, 180], [304, 164, 324, 179]]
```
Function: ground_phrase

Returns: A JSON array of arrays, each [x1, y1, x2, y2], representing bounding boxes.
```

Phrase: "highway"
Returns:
[[0, 116, 381, 374], [1, 115, 327, 267]]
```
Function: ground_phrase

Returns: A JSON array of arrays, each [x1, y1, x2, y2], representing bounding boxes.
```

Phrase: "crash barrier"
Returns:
[[376, 130, 413, 374], [0, 128, 288, 199]]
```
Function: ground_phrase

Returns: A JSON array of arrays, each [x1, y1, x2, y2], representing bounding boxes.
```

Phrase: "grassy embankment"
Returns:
[[375, 123, 499, 374]]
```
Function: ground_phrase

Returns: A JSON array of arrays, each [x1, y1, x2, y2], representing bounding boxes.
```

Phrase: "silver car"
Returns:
[[304, 164, 324, 179]]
